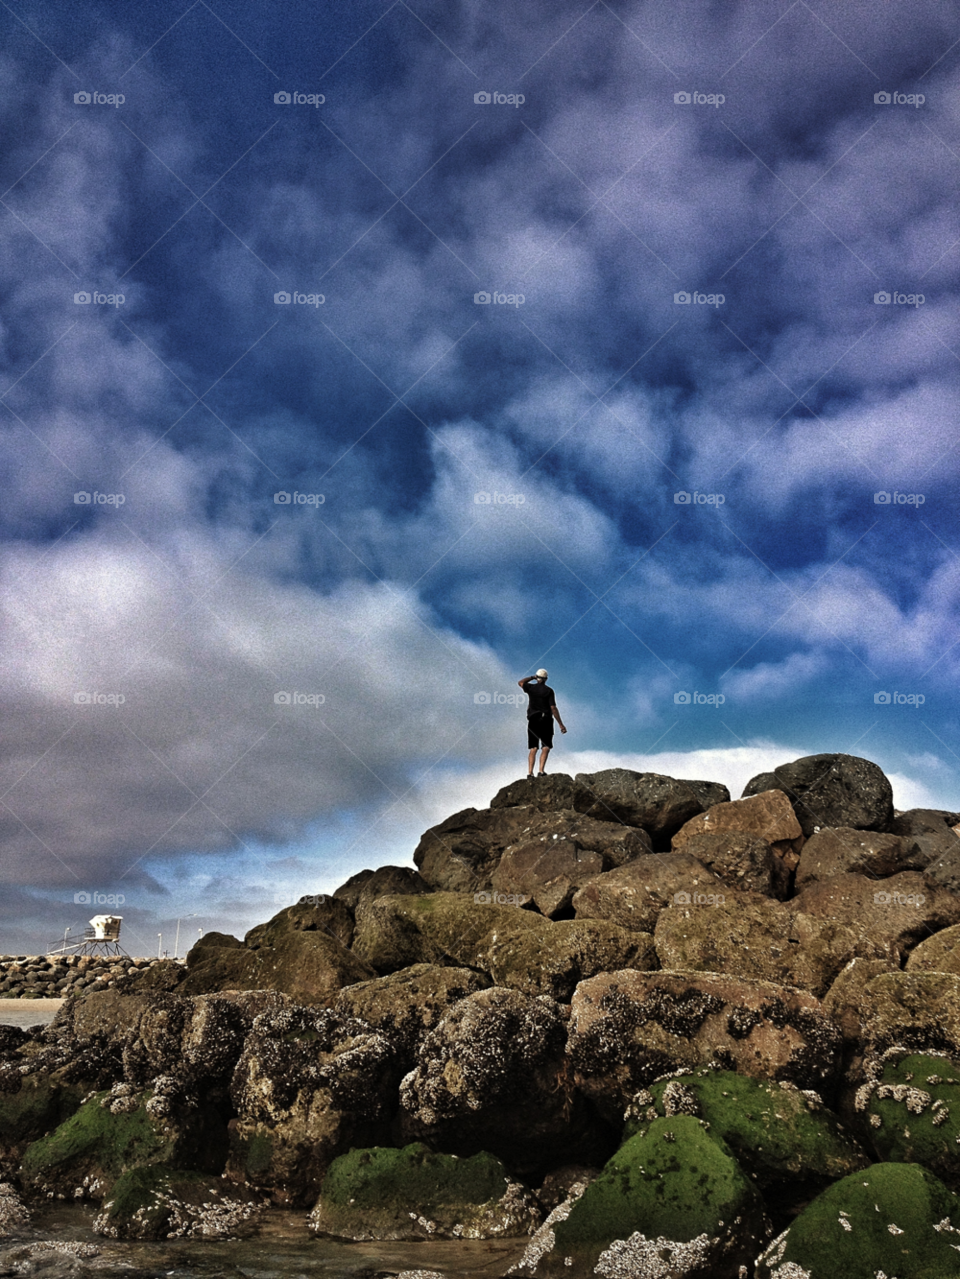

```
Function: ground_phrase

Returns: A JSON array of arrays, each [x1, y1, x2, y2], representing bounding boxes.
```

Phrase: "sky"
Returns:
[[1, 0, 959, 956]]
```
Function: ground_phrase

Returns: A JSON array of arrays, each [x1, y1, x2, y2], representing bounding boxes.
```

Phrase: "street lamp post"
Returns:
[[157, 933, 162, 959], [174, 913, 199, 960]]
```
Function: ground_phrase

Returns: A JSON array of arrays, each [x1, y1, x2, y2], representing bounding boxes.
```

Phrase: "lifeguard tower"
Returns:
[[49, 915, 128, 957]]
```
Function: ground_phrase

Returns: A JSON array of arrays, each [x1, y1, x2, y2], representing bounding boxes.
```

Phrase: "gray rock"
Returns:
[[743, 752, 894, 837], [794, 826, 919, 888], [572, 854, 725, 933], [573, 770, 705, 847], [673, 830, 785, 897]]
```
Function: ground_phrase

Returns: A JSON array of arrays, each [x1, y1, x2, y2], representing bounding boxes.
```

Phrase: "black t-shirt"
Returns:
[[525, 681, 556, 718]]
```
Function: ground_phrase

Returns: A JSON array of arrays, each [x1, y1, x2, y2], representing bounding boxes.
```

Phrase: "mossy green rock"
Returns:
[[522, 1116, 767, 1277], [94, 1165, 261, 1240], [19, 1088, 227, 1200], [0, 1067, 88, 1159], [860, 1052, 960, 1190], [756, 1161, 960, 1278], [309, 1142, 540, 1240], [623, 1069, 868, 1183]]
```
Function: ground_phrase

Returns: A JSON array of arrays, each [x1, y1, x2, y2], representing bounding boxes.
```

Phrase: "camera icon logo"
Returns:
[[474, 91, 491, 104], [74, 890, 91, 904], [274, 691, 292, 704], [474, 492, 491, 504], [473, 890, 492, 902], [673, 891, 691, 904], [874, 691, 891, 704], [74, 491, 91, 504], [274, 491, 291, 504], [674, 291, 691, 304], [274, 91, 291, 104], [74, 91, 91, 104], [874, 491, 891, 504], [674, 91, 691, 104], [73, 692, 91, 704], [74, 291, 91, 304], [474, 691, 491, 704], [874, 891, 891, 903], [874, 92, 891, 104], [674, 491, 691, 504], [274, 291, 291, 304], [674, 691, 691, 704], [474, 291, 491, 304], [874, 291, 891, 304]]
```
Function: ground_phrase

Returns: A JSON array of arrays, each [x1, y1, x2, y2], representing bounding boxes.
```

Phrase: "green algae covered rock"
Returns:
[[623, 1069, 869, 1184], [857, 1051, 960, 1190], [755, 1161, 960, 1278], [19, 1085, 227, 1201], [0, 1066, 88, 1161], [513, 1115, 767, 1277], [309, 1142, 540, 1240], [93, 1164, 262, 1240]]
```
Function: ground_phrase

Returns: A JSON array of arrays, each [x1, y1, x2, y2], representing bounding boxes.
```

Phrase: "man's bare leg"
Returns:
[[527, 747, 537, 776], [538, 746, 550, 774]]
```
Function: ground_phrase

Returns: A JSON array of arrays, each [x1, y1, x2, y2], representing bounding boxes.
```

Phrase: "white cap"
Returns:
[[536, 668, 548, 679]]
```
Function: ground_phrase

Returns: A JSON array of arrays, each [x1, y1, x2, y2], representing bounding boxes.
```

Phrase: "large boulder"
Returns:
[[907, 923, 960, 976], [888, 810, 960, 893], [308, 1143, 541, 1240], [791, 871, 960, 958], [491, 813, 652, 917], [413, 805, 545, 892], [567, 970, 842, 1120], [93, 1164, 261, 1240], [755, 1162, 960, 1278], [742, 752, 894, 837], [179, 924, 375, 1005], [334, 964, 491, 1071], [399, 988, 615, 1177], [856, 1049, 960, 1191], [623, 1069, 868, 1184], [822, 957, 900, 1047], [794, 825, 919, 888], [672, 830, 787, 898], [351, 892, 656, 1001], [490, 774, 606, 817], [19, 1084, 227, 1201], [672, 790, 804, 869], [510, 1117, 767, 1279], [226, 1004, 398, 1206], [571, 854, 726, 933], [245, 895, 357, 950], [858, 970, 960, 1058], [572, 770, 707, 847], [653, 892, 895, 998]]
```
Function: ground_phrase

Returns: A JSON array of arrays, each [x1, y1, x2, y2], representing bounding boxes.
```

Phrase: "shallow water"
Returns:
[[0, 999, 63, 1028], [7, 1203, 526, 1278]]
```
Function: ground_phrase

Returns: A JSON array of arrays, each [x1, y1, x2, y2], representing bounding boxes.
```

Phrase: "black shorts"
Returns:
[[527, 713, 554, 749]]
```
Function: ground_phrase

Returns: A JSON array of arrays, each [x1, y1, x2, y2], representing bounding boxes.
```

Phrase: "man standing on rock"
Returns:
[[518, 669, 566, 778]]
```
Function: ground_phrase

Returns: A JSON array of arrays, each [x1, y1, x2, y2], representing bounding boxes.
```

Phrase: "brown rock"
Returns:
[[795, 827, 916, 888], [790, 871, 960, 958], [675, 830, 786, 897], [860, 970, 960, 1057], [672, 789, 804, 867], [742, 753, 894, 837], [490, 773, 609, 818], [822, 957, 898, 1046], [906, 923, 960, 977], [567, 969, 842, 1119], [654, 893, 895, 998], [245, 896, 357, 950], [571, 853, 725, 933], [414, 805, 559, 893], [572, 769, 706, 846]]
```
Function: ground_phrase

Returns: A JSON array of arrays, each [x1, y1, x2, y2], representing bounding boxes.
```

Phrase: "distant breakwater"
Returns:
[[0, 955, 177, 999]]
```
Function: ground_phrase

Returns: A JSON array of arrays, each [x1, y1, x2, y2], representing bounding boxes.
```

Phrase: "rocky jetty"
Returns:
[[0, 955, 168, 1000], [3, 753, 960, 1277]]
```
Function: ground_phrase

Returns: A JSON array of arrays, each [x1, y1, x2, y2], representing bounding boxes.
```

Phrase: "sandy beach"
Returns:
[[0, 998, 63, 1028]]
